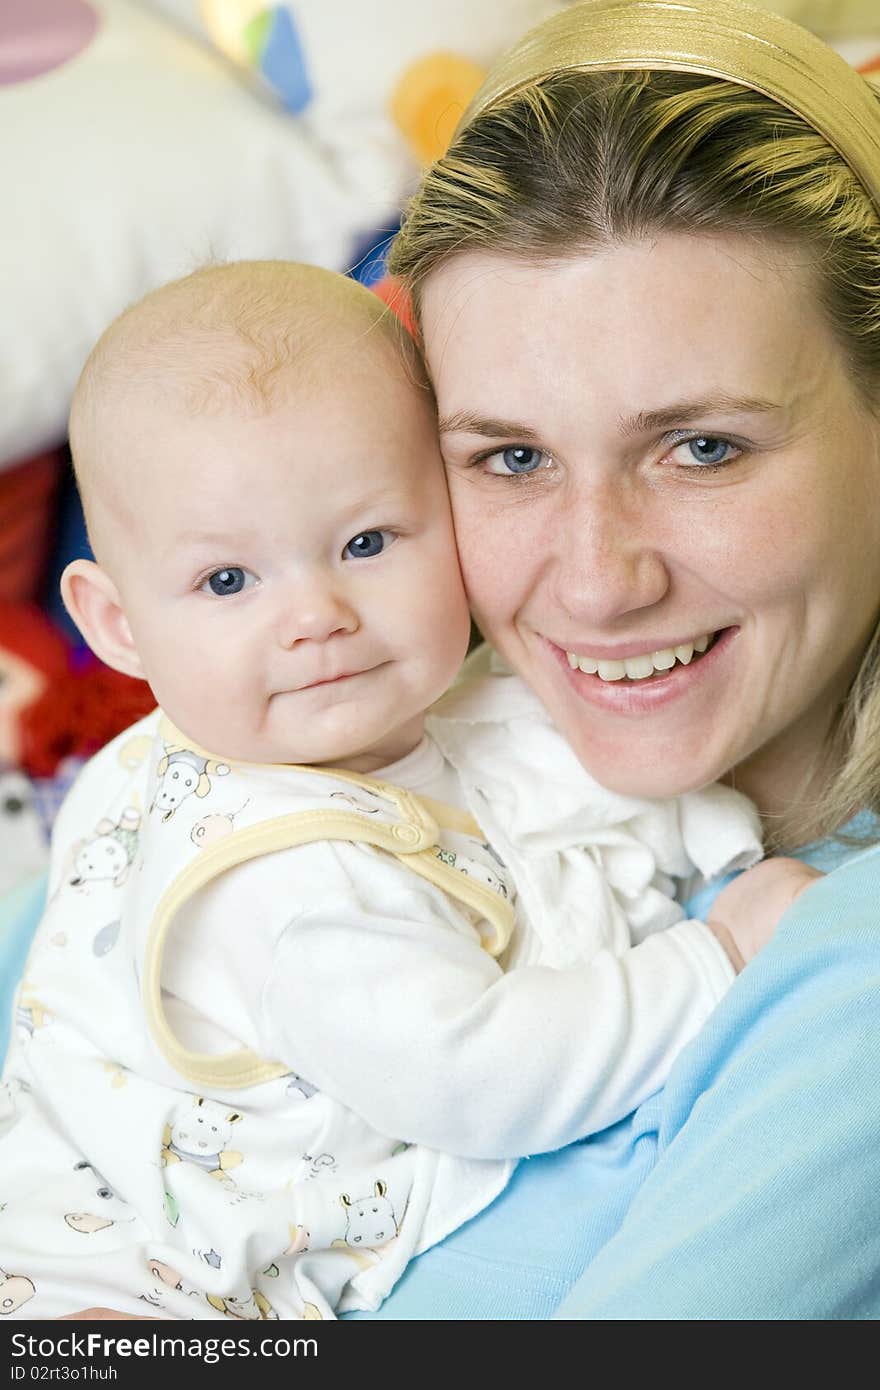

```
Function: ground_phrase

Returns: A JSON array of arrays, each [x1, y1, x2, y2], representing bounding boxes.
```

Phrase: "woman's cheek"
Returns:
[[448, 483, 528, 629], [728, 469, 850, 614]]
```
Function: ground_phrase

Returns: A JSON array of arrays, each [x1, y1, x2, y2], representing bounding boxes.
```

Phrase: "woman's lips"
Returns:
[[564, 631, 713, 679], [547, 627, 736, 711]]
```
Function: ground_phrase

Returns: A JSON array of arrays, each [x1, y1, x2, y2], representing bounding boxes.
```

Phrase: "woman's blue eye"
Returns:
[[202, 567, 254, 596], [485, 446, 548, 476], [343, 530, 393, 560], [684, 437, 732, 466]]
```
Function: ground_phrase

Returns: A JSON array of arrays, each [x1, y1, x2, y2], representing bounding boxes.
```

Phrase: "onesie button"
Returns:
[[393, 823, 421, 846]]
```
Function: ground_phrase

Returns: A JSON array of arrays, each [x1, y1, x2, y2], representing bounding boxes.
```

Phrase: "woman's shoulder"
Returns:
[[794, 811, 880, 873]]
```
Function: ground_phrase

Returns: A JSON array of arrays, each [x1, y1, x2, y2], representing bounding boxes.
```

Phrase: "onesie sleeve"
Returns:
[[260, 842, 734, 1158], [556, 849, 880, 1319]]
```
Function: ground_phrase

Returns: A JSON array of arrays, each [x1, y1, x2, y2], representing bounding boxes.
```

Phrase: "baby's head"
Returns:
[[64, 261, 471, 770]]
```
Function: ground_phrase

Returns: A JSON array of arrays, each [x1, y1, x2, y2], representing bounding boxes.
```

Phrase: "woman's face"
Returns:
[[421, 234, 880, 813]]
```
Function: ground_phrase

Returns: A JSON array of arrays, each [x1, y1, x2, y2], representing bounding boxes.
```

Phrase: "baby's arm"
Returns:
[[257, 844, 754, 1159], [705, 857, 824, 973]]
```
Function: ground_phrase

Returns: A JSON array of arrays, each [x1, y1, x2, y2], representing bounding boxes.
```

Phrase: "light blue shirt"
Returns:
[[348, 825, 880, 1319]]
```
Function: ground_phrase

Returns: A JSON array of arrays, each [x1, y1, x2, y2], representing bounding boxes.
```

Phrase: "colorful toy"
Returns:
[[0, 451, 63, 604], [390, 52, 487, 166], [0, 0, 100, 86], [158, 1, 564, 161], [0, 603, 155, 779]]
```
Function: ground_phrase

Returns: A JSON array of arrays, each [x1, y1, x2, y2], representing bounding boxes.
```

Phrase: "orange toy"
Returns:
[[390, 52, 485, 166]]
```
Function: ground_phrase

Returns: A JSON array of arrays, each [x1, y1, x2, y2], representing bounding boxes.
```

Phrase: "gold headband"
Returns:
[[457, 0, 880, 211]]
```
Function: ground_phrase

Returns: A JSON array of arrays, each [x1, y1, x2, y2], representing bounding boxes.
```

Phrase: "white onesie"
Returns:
[[0, 672, 761, 1321]]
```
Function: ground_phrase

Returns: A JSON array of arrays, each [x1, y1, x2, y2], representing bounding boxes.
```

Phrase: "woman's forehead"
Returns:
[[420, 233, 839, 428]]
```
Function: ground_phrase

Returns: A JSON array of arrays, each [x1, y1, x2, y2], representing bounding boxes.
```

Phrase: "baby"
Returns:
[[0, 262, 819, 1322]]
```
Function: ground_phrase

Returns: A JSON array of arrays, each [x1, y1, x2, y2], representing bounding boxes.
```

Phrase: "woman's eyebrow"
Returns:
[[438, 411, 542, 441], [438, 398, 782, 439], [620, 395, 783, 436]]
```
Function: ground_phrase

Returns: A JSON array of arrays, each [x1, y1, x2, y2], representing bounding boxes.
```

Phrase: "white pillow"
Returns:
[[0, 0, 410, 470]]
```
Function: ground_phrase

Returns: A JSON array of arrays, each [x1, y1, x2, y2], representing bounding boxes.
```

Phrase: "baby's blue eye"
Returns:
[[343, 530, 393, 560], [202, 567, 254, 596]]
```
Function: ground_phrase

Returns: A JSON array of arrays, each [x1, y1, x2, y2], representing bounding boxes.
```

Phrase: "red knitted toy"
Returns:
[[0, 602, 156, 778]]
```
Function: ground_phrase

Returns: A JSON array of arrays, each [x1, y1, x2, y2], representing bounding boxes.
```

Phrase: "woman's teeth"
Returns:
[[566, 633, 713, 682]]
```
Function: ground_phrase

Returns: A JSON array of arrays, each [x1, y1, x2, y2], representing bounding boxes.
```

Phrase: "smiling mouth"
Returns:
[[292, 664, 385, 693], [563, 630, 722, 683], [303, 672, 359, 689]]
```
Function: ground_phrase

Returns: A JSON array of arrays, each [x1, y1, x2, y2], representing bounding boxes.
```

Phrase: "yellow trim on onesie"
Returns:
[[144, 750, 515, 1091]]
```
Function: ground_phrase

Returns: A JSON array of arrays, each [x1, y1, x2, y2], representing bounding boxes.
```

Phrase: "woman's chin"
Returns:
[[505, 627, 744, 798], [573, 752, 723, 801], [541, 680, 736, 798]]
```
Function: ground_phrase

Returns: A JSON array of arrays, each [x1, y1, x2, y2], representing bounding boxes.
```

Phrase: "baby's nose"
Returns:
[[276, 578, 359, 647]]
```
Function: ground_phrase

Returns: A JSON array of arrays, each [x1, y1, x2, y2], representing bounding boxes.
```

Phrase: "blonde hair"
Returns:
[[73, 260, 419, 420], [390, 70, 880, 847], [70, 260, 426, 556]]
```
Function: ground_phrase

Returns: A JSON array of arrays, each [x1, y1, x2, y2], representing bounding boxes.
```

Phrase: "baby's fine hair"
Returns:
[[72, 260, 422, 421], [68, 260, 428, 553]]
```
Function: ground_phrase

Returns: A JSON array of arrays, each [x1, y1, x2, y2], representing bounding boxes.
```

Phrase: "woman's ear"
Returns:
[[61, 559, 145, 680]]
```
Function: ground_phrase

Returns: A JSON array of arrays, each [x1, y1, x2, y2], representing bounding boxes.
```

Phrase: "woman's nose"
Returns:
[[275, 575, 359, 647], [549, 478, 671, 628]]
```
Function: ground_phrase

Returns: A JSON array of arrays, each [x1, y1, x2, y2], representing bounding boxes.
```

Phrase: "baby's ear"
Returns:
[[61, 559, 145, 680]]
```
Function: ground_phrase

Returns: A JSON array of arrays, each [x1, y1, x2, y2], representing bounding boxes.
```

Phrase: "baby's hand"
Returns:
[[706, 857, 824, 973]]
